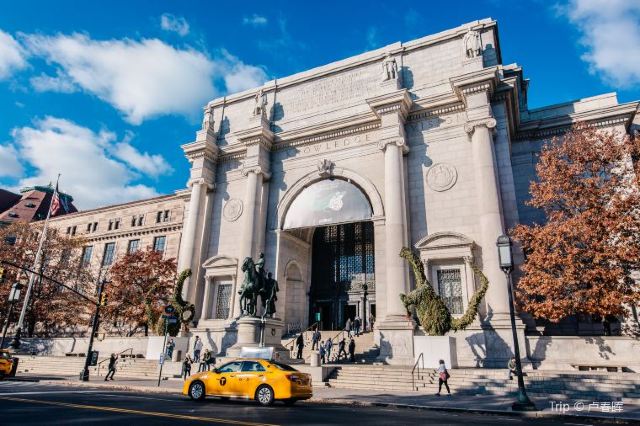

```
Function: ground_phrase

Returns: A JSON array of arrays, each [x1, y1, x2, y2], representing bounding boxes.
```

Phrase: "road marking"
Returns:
[[97, 392, 180, 403], [0, 390, 104, 396], [0, 395, 279, 425]]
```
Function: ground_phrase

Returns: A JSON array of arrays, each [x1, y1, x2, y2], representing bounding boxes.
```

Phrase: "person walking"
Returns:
[[354, 316, 361, 336], [193, 336, 203, 363], [295, 333, 304, 360], [199, 349, 211, 372], [337, 337, 347, 361], [182, 354, 192, 379], [436, 359, 451, 396], [507, 356, 517, 380], [165, 338, 175, 360], [104, 353, 117, 381], [348, 337, 356, 362], [311, 328, 321, 350], [319, 341, 326, 364], [345, 318, 352, 338], [324, 338, 333, 362]]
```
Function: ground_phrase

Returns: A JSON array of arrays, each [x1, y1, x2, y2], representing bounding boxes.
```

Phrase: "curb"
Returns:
[[38, 380, 637, 424]]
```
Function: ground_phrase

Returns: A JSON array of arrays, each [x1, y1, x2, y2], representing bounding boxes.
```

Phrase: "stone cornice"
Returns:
[[515, 102, 639, 141], [366, 89, 413, 120], [234, 124, 274, 151], [273, 121, 380, 152], [181, 139, 219, 163], [450, 67, 500, 102], [81, 223, 183, 244], [407, 102, 465, 122]]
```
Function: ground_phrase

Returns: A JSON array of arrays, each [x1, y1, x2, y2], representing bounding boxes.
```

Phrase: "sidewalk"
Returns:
[[13, 373, 640, 423]]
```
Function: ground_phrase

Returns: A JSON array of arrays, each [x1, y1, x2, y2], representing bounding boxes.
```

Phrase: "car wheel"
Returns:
[[283, 399, 297, 406], [255, 385, 274, 406], [188, 381, 206, 401]]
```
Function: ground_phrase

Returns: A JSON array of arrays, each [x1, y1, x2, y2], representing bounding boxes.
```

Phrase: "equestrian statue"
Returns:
[[238, 253, 279, 317]]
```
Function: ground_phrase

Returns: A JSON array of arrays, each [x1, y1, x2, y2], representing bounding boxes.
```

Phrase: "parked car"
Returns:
[[0, 350, 18, 379], [183, 358, 312, 406]]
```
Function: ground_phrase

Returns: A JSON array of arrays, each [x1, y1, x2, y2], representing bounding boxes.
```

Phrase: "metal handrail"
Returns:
[[412, 352, 424, 391], [284, 322, 319, 352], [96, 347, 134, 376]]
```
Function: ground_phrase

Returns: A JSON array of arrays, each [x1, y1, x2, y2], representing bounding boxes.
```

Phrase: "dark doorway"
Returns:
[[344, 304, 357, 324], [309, 221, 375, 330]]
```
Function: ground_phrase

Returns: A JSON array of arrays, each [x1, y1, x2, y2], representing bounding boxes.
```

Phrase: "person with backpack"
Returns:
[[337, 337, 347, 361], [295, 333, 304, 360], [104, 353, 117, 381], [182, 354, 193, 379], [436, 359, 451, 396]]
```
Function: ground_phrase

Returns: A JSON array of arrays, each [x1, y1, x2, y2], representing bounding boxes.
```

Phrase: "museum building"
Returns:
[[39, 19, 639, 368]]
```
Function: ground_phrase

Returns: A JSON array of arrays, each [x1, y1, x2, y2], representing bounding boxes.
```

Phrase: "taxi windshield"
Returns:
[[269, 362, 297, 371]]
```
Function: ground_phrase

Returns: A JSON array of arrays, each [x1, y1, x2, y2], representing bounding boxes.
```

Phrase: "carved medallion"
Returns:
[[223, 199, 243, 222], [426, 163, 457, 192]]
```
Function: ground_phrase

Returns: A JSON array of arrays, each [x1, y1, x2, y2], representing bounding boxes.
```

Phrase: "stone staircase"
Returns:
[[15, 355, 183, 379], [282, 330, 379, 363], [327, 364, 640, 400]]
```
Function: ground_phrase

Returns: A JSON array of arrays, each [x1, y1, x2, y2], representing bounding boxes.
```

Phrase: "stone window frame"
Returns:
[[153, 235, 166, 253], [414, 232, 476, 318], [201, 255, 238, 322], [212, 280, 233, 320]]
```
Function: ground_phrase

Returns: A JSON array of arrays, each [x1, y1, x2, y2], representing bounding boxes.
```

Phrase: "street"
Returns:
[[0, 381, 618, 425]]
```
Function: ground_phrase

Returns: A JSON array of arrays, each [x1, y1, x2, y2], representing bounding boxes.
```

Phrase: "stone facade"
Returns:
[[175, 18, 639, 367], [47, 194, 185, 275]]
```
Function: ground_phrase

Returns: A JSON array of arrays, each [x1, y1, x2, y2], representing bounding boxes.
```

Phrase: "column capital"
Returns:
[[366, 89, 413, 121], [241, 166, 272, 180], [377, 138, 409, 154], [464, 117, 497, 135], [187, 178, 215, 191]]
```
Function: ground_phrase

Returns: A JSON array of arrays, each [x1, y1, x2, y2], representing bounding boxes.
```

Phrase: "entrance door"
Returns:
[[314, 302, 333, 330], [344, 304, 356, 328]]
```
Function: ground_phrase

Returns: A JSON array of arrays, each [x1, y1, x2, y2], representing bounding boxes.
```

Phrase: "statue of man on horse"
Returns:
[[239, 253, 274, 317]]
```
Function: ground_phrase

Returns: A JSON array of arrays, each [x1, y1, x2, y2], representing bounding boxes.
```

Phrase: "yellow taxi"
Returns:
[[183, 358, 312, 406], [0, 350, 17, 378]]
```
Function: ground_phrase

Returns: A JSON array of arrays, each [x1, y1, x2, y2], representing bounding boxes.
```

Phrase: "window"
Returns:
[[138, 215, 144, 226], [436, 268, 463, 315], [131, 216, 136, 227], [217, 361, 243, 373], [241, 361, 265, 372], [131, 215, 144, 227], [102, 242, 116, 266], [114, 219, 120, 230], [156, 210, 170, 223], [156, 211, 162, 223], [86, 223, 92, 232], [108, 220, 113, 231], [214, 283, 232, 319], [81, 246, 93, 268], [71, 225, 77, 236], [7, 212, 18, 218], [66, 227, 71, 234], [163, 210, 170, 222], [127, 239, 140, 254], [92, 222, 98, 232], [153, 236, 166, 253]]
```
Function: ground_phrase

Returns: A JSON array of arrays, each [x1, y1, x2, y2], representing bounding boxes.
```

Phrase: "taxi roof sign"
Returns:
[[239, 346, 274, 360]]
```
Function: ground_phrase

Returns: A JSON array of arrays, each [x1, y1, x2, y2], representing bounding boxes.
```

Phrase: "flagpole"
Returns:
[[11, 174, 61, 349]]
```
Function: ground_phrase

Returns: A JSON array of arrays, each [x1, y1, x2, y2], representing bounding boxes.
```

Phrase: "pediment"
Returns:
[[415, 232, 474, 251], [202, 255, 238, 270]]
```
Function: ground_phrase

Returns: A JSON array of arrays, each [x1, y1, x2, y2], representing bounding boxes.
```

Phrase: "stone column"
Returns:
[[239, 169, 260, 260], [465, 118, 510, 319], [178, 179, 205, 273], [201, 277, 213, 320]]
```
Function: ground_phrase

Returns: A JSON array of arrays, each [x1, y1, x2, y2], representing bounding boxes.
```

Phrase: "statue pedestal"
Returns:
[[226, 317, 290, 362]]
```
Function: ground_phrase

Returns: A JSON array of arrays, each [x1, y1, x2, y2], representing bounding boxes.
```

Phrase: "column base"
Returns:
[[376, 315, 415, 366]]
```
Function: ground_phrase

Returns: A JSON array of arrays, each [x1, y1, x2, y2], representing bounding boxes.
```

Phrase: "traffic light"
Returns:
[[0, 266, 5, 283], [100, 293, 108, 306]]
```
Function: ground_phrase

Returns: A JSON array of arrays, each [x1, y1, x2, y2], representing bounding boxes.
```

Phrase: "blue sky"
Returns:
[[1, 0, 639, 209]]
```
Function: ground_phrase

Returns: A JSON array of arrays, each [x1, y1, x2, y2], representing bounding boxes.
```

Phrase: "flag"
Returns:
[[50, 184, 61, 216]]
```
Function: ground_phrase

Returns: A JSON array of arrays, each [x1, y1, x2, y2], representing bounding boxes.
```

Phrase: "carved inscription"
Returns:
[[279, 132, 377, 159]]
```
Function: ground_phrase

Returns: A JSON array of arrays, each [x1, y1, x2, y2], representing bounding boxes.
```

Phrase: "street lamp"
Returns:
[[496, 234, 536, 411], [0, 283, 23, 349], [362, 283, 368, 333]]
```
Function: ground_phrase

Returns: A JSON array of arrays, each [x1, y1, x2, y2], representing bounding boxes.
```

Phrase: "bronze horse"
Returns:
[[238, 257, 260, 316]]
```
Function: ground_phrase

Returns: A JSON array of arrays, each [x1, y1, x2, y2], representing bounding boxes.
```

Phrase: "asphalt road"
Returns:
[[0, 381, 611, 425]]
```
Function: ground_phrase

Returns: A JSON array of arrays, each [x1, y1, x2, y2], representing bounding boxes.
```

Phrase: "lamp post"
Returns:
[[496, 234, 536, 411], [0, 283, 23, 349], [362, 283, 368, 333], [80, 278, 107, 382]]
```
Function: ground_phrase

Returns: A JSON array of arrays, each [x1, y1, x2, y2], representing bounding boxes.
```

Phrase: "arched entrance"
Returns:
[[279, 175, 380, 331]]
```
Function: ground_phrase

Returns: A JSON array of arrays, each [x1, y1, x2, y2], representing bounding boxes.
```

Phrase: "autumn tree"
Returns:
[[513, 126, 640, 324], [0, 222, 95, 336], [102, 248, 177, 336]]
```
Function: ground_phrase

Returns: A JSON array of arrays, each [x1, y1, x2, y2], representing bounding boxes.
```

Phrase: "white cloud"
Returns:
[[243, 14, 268, 27], [112, 141, 173, 178], [0, 144, 23, 177], [19, 32, 268, 123], [561, 0, 640, 87], [160, 13, 190, 37], [0, 30, 27, 79], [10, 117, 170, 209], [30, 70, 77, 93]]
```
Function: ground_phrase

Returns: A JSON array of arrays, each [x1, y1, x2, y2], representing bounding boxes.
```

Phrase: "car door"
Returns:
[[212, 361, 243, 396], [238, 361, 267, 398]]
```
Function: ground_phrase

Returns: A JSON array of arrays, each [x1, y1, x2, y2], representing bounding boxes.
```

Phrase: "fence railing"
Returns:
[[96, 347, 133, 376], [412, 352, 424, 391]]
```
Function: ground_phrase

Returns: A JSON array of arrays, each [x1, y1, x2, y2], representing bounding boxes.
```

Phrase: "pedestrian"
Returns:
[[311, 328, 321, 350], [165, 338, 175, 360], [324, 338, 333, 362], [104, 353, 117, 381], [296, 333, 304, 360], [193, 336, 203, 362], [337, 337, 347, 361], [345, 318, 352, 337], [348, 337, 356, 362], [182, 354, 192, 379], [354, 316, 361, 336], [207, 351, 216, 370], [199, 349, 211, 372], [436, 359, 451, 396], [319, 341, 326, 364], [507, 356, 517, 380], [369, 314, 375, 332]]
